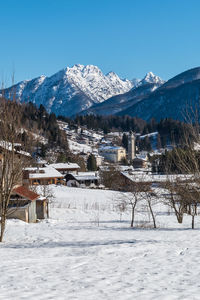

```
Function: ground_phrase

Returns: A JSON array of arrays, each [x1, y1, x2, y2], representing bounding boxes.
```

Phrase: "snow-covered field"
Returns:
[[1, 186, 200, 300], [68, 138, 92, 154]]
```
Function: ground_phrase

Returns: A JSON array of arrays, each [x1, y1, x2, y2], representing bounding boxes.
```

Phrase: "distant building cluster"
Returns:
[[0, 121, 158, 226], [99, 132, 136, 163], [99, 146, 126, 163]]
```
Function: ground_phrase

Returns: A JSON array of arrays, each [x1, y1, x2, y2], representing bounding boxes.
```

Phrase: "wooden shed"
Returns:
[[7, 186, 48, 223]]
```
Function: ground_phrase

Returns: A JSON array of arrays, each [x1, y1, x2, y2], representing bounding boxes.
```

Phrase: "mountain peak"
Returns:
[[106, 71, 120, 79], [106, 71, 117, 76], [4, 64, 134, 117], [142, 72, 164, 85], [70, 64, 85, 70], [65, 64, 104, 78]]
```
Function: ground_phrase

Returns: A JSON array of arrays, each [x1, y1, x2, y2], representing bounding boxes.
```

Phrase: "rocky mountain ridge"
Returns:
[[118, 67, 200, 121], [2, 64, 163, 117], [3, 64, 135, 116]]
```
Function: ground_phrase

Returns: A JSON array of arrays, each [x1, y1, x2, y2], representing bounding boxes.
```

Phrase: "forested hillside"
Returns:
[[59, 114, 194, 147]]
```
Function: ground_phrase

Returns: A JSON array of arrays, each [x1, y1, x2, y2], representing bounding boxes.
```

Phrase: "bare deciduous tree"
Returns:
[[0, 98, 31, 242], [100, 166, 122, 191], [142, 184, 158, 228], [163, 105, 200, 228], [163, 179, 186, 224], [117, 176, 152, 228]]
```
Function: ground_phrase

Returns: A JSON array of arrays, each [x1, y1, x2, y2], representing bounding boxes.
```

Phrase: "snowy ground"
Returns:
[[68, 138, 92, 154], [1, 186, 200, 299]]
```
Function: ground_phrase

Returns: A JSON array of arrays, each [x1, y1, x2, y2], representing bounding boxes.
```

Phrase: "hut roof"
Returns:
[[13, 186, 40, 201]]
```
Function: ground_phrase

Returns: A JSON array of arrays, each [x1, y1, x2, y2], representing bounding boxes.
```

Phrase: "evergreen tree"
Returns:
[[56, 153, 67, 163], [103, 125, 109, 134], [87, 154, 97, 171], [145, 136, 152, 152], [122, 133, 128, 151], [157, 133, 162, 150], [140, 136, 152, 152], [40, 144, 47, 158], [161, 135, 167, 148]]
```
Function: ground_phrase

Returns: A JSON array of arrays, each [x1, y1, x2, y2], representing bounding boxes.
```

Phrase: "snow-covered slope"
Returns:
[[3, 64, 135, 117], [2, 185, 200, 300], [82, 72, 164, 116]]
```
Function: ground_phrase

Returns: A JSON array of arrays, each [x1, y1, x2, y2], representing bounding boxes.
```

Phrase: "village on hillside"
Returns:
[[0, 114, 169, 225], [0, 112, 198, 230]]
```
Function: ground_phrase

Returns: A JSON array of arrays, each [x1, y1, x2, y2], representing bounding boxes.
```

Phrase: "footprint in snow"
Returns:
[[178, 248, 189, 255]]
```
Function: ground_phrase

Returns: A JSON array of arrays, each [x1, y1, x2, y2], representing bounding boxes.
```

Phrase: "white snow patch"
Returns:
[[0, 185, 200, 300]]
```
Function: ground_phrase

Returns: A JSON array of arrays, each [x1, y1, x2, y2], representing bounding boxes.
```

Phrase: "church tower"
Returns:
[[128, 132, 135, 161]]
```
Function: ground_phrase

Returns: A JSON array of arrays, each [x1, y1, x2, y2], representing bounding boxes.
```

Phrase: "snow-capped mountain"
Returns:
[[82, 72, 164, 116], [118, 67, 200, 121], [140, 71, 164, 85], [3, 64, 135, 116], [5, 65, 200, 121]]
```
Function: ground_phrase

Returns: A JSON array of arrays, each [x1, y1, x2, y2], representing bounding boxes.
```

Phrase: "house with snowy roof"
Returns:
[[24, 167, 64, 185], [132, 152, 149, 169], [48, 162, 80, 175], [65, 171, 100, 188]]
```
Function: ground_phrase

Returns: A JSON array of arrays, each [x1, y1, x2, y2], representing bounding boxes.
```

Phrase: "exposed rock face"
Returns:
[[2, 64, 135, 116]]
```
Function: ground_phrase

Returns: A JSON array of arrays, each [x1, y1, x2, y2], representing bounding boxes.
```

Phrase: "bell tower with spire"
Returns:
[[128, 132, 135, 161]]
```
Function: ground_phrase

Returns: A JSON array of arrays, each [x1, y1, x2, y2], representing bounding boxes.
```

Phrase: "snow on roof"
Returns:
[[121, 171, 191, 183], [0, 140, 13, 151], [26, 167, 64, 179], [117, 165, 134, 171], [73, 172, 99, 181], [135, 152, 148, 161], [16, 150, 31, 157], [0, 140, 31, 157], [149, 150, 163, 156], [101, 139, 112, 144], [48, 163, 80, 170], [140, 132, 158, 139], [107, 132, 121, 137], [99, 146, 125, 151], [37, 158, 47, 164]]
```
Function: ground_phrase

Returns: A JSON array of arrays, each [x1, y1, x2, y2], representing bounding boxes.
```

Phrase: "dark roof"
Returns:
[[13, 186, 40, 201]]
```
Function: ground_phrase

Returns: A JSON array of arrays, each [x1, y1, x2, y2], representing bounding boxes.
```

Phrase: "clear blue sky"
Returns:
[[1, 0, 200, 85]]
